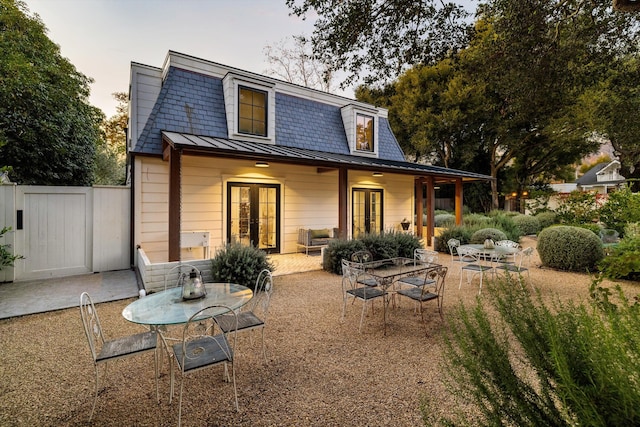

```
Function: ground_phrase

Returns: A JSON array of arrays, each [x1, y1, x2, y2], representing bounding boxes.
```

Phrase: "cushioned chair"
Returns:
[[80, 292, 159, 422]]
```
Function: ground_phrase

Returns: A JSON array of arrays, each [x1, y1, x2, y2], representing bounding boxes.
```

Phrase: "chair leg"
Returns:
[[89, 364, 100, 421], [358, 301, 367, 332], [260, 327, 267, 363], [178, 372, 185, 427]]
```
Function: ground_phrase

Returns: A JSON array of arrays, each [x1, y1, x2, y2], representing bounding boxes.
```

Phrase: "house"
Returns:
[[576, 160, 625, 194], [127, 51, 491, 264]]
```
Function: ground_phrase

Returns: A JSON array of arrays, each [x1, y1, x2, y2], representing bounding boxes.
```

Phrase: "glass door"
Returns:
[[352, 188, 383, 238], [228, 183, 280, 253]]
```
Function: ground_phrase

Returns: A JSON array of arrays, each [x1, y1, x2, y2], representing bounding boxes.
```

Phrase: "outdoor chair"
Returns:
[[396, 266, 448, 334], [494, 240, 520, 264], [447, 239, 462, 273], [397, 249, 438, 288], [351, 250, 378, 287], [215, 269, 273, 362], [79, 292, 159, 422], [172, 304, 239, 427], [341, 259, 386, 332], [496, 247, 534, 287], [458, 246, 497, 295]]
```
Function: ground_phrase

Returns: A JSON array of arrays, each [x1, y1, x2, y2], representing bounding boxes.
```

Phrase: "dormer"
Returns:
[[341, 104, 380, 158], [223, 72, 276, 144]]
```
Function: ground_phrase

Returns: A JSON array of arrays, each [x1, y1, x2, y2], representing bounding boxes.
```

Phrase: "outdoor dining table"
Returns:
[[357, 257, 441, 334], [457, 243, 520, 262]]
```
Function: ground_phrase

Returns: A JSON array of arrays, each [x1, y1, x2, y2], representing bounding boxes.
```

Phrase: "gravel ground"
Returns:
[[1, 237, 637, 427]]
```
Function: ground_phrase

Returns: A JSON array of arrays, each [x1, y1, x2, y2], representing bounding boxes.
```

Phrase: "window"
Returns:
[[238, 86, 267, 137], [355, 114, 374, 152]]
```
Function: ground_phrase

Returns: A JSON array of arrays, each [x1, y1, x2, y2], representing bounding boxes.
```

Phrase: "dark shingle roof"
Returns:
[[134, 67, 405, 162], [576, 162, 625, 186]]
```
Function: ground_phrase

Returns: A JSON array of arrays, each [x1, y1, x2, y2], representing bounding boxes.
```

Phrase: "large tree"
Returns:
[[286, 0, 472, 88], [0, 0, 102, 185], [95, 92, 127, 185]]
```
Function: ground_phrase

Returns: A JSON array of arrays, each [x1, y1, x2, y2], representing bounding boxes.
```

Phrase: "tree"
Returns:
[[286, 0, 472, 88], [263, 35, 335, 92], [95, 92, 127, 185], [0, 0, 102, 185]]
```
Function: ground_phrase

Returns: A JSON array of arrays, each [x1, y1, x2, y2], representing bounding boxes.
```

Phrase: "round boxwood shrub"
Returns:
[[537, 225, 604, 272], [210, 243, 274, 290], [470, 228, 508, 244], [322, 238, 367, 274], [535, 211, 557, 230], [512, 214, 540, 236]]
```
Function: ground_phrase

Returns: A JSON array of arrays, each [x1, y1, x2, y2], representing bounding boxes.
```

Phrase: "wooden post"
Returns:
[[415, 178, 424, 238], [426, 176, 435, 246], [455, 178, 463, 226], [168, 148, 181, 261], [338, 167, 348, 239]]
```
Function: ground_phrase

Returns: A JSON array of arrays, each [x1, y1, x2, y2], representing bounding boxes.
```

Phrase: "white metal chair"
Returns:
[[215, 269, 273, 362], [496, 247, 534, 286], [172, 304, 239, 427], [341, 259, 386, 332], [79, 292, 159, 422], [396, 266, 448, 334], [494, 240, 520, 264], [458, 246, 496, 295], [397, 249, 438, 288], [351, 250, 379, 287], [447, 239, 461, 263]]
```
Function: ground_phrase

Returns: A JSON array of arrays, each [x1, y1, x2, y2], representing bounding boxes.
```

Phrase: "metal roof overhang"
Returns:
[[161, 131, 493, 184]]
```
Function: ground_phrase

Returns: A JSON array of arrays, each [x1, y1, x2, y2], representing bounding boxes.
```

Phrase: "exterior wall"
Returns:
[[128, 63, 162, 150], [134, 155, 416, 264]]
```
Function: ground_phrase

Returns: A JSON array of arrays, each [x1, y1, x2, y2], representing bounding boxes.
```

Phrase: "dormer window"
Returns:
[[239, 86, 267, 137], [223, 73, 276, 144], [356, 113, 374, 152], [341, 104, 379, 157]]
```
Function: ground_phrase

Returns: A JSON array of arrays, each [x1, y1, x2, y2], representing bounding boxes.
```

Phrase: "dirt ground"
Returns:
[[1, 237, 637, 426]]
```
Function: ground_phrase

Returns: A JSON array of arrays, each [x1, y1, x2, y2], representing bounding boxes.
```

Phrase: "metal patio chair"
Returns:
[[397, 266, 448, 334], [341, 259, 386, 332], [79, 292, 159, 422]]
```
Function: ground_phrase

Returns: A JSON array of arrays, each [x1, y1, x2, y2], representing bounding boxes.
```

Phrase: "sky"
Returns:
[[23, 0, 475, 118]]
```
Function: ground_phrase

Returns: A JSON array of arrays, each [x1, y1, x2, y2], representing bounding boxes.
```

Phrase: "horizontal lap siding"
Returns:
[[137, 158, 169, 263]]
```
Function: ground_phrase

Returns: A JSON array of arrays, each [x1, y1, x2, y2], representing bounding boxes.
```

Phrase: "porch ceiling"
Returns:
[[161, 131, 492, 183]]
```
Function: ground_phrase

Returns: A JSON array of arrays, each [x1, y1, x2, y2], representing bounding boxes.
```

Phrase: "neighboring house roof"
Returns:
[[162, 131, 491, 182], [576, 160, 625, 186]]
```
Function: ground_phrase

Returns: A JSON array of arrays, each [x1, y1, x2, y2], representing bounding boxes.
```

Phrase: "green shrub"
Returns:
[[512, 215, 540, 236], [535, 211, 557, 230], [323, 238, 366, 274], [433, 276, 640, 426], [434, 213, 456, 227], [434, 225, 475, 252], [0, 226, 23, 271], [387, 231, 423, 258], [470, 228, 508, 244], [573, 222, 601, 235], [599, 234, 640, 280], [359, 232, 399, 260], [210, 243, 274, 290], [598, 185, 640, 235], [556, 190, 599, 224], [537, 225, 604, 272], [490, 214, 522, 241], [464, 213, 492, 227]]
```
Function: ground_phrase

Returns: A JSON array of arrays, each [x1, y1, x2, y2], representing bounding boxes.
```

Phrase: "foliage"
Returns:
[[535, 211, 557, 230], [469, 228, 507, 244], [597, 185, 640, 235], [512, 215, 541, 236], [462, 213, 492, 227], [555, 191, 600, 225], [598, 233, 640, 281], [433, 275, 640, 426], [286, 0, 471, 88], [323, 238, 366, 275], [0, 226, 23, 271], [434, 225, 474, 253], [210, 243, 274, 291], [388, 231, 423, 259], [434, 213, 455, 227], [95, 92, 127, 185], [0, 0, 103, 185], [537, 226, 604, 272]]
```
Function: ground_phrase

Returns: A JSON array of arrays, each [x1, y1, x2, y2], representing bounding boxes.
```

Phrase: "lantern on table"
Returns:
[[181, 268, 206, 300]]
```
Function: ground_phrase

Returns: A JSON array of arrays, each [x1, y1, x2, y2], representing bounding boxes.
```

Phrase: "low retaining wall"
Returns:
[[137, 248, 213, 292]]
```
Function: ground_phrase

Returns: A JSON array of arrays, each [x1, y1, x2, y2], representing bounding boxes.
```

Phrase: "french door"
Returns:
[[227, 183, 280, 253], [352, 188, 383, 238]]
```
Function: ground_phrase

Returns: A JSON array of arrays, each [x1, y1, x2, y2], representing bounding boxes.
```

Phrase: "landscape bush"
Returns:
[[430, 276, 640, 426], [322, 238, 366, 274], [555, 191, 599, 224], [537, 225, 604, 272], [434, 225, 475, 253], [598, 185, 640, 236], [598, 223, 640, 281], [535, 211, 557, 230], [434, 213, 456, 227], [210, 242, 274, 290], [470, 228, 508, 244], [512, 214, 541, 236]]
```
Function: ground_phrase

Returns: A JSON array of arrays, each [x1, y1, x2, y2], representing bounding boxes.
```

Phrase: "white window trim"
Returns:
[[341, 104, 379, 158], [223, 73, 276, 144]]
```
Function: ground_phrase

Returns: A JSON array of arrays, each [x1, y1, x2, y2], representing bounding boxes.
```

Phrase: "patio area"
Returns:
[[0, 238, 634, 426]]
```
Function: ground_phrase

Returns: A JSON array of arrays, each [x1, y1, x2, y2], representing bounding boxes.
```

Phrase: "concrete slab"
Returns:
[[0, 269, 139, 320]]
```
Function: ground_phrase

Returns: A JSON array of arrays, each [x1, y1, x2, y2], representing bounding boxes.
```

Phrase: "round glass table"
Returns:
[[122, 283, 253, 326]]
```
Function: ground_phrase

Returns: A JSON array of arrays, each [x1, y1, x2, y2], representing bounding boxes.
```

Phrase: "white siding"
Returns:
[[93, 186, 130, 271], [128, 63, 162, 150]]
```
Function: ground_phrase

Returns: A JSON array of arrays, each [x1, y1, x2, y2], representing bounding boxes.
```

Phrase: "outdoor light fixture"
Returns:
[[372, 172, 383, 177], [255, 162, 269, 168]]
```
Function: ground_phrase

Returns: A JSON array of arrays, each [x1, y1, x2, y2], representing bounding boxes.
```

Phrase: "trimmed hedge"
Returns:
[[512, 215, 541, 236], [470, 228, 508, 244], [537, 225, 604, 272]]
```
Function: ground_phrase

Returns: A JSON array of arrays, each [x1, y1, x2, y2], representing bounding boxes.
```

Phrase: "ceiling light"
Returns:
[[255, 162, 269, 168], [372, 172, 383, 177]]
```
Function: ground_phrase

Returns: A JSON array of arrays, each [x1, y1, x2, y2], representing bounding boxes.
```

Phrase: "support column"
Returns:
[[168, 148, 181, 261], [455, 178, 463, 226], [415, 178, 424, 239], [338, 167, 348, 239], [426, 176, 435, 246]]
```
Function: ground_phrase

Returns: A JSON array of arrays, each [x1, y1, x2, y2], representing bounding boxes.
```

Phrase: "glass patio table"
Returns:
[[122, 282, 253, 326]]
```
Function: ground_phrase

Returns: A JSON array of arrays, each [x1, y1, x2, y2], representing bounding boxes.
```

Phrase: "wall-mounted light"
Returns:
[[372, 172, 383, 177], [255, 162, 269, 168]]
